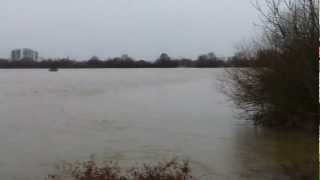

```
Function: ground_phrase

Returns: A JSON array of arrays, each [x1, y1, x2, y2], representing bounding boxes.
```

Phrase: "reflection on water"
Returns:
[[233, 124, 316, 180], [0, 69, 316, 180]]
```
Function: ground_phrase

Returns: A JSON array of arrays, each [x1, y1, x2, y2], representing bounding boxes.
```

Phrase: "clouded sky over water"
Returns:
[[0, 0, 259, 60]]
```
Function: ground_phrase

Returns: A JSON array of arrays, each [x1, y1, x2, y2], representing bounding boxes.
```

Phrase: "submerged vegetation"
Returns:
[[47, 159, 195, 180], [224, 0, 318, 133]]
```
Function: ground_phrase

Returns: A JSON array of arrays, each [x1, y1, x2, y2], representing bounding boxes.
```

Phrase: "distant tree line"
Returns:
[[0, 52, 251, 68]]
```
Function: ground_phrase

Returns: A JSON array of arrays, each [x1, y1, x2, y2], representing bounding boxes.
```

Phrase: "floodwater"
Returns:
[[0, 69, 316, 180]]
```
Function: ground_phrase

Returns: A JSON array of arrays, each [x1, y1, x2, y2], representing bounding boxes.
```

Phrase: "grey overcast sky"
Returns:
[[0, 0, 259, 60]]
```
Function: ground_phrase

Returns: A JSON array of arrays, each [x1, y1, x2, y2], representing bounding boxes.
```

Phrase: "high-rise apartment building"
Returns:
[[11, 48, 39, 61]]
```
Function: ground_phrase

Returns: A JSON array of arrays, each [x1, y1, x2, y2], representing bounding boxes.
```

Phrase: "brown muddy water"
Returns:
[[0, 69, 316, 180]]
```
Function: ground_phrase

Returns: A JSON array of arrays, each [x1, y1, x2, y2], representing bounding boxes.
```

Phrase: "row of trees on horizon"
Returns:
[[0, 52, 252, 68]]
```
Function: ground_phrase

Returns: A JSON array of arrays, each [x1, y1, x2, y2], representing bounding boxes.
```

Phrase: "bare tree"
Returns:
[[224, 0, 319, 132]]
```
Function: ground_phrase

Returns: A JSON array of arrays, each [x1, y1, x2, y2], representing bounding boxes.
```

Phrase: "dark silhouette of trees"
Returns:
[[195, 52, 225, 67], [154, 53, 178, 67], [0, 58, 9, 66], [224, 0, 318, 133], [225, 51, 253, 67], [176, 58, 194, 67], [0, 52, 251, 68], [88, 56, 103, 66]]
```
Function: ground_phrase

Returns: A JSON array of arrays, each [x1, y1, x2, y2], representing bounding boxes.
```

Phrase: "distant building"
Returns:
[[11, 48, 39, 61]]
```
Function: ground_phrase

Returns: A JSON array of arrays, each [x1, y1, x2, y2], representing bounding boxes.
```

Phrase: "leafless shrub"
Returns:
[[47, 159, 195, 180], [224, 0, 318, 132]]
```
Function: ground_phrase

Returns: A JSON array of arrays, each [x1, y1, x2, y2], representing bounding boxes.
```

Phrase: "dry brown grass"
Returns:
[[47, 159, 195, 180]]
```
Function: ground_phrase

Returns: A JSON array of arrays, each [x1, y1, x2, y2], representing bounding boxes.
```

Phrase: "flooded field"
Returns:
[[0, 69, 315, 180]]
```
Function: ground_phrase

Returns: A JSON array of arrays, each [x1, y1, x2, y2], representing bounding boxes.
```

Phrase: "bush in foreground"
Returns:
[[47, 159, 195, 180], [224, 0, 318, 132]]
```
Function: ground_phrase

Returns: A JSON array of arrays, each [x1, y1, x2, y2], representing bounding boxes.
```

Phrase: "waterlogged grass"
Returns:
[[47, 159, 195, 180]]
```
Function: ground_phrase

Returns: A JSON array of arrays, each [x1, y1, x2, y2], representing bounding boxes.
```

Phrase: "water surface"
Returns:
[[0, 69, 315, 180]]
